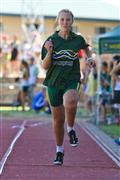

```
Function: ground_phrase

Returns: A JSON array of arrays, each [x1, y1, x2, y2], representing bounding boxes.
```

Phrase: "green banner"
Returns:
[[99, 38, 120, 54]]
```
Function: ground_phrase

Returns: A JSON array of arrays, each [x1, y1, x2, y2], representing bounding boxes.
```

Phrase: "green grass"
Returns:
[[0, 106, 88, 119], [1, 108, 51, 120], [76, 107, 88, 117], [99, 124, 120, 139]]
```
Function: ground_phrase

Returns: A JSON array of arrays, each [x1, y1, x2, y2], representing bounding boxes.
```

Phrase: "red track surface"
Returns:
[[0, 117, 120, 180], [0, 119, 23, 160]]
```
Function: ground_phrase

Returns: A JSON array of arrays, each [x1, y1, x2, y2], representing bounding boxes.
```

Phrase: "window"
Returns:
[[72, 25, 78, 33], [0, 22, 4, 32], [95, 27, 111, 34]]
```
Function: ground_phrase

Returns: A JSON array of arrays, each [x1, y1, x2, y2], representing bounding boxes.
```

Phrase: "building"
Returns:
[[1, 13, 120, 41]]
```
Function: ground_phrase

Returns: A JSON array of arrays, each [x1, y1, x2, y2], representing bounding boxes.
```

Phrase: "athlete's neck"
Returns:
[[58, 31, 70, 40]]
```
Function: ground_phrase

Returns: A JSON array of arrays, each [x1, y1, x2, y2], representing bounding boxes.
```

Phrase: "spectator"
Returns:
[[0, 39, 10, 77], [10, 35, 20, 76], [32, 87, 51, 114], [100, 61, 111, 121], [111, 58, 120, 123], [19, 60, 29, 111], [28, 56, 39, 107]]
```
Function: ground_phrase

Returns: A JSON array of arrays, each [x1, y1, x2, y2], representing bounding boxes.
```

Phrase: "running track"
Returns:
[[0, 117, 120, 180]]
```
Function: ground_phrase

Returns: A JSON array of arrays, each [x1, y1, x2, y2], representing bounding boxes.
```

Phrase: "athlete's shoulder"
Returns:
[[70, 32, 84, 41], [50, 31, 59, 40], [43, 32, 57, 43], [72, 32, 86, 39]]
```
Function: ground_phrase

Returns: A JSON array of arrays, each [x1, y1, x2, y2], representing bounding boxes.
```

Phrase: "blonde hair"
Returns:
[[56, 9, 74, 23]]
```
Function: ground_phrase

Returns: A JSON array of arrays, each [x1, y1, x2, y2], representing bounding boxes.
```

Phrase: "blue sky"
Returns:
[[1, 0, 120, 20]]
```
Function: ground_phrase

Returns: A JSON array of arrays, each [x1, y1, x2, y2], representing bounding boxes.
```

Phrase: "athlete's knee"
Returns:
[[67, 101, 77, 109], [64, 97, 78, 109], [63, 90, 79, 108], [53, 117, 65, 126]]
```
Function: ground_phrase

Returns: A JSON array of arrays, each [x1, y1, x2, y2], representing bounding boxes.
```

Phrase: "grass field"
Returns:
[[99, 124, 120, 138], [0, 107, 51, 120], [0, 106, 88, 118]]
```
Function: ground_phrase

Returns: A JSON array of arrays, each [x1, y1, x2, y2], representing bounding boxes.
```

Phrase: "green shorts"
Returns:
[[47, 82, 80, 107]]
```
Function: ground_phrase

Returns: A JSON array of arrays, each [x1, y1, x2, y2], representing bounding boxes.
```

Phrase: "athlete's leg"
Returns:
[[51, 105, 65, 146], [63, 89, 79, 147], [51, 105, 65, 165], [47, 87, 65, 150], [63, 89, 79, 127]]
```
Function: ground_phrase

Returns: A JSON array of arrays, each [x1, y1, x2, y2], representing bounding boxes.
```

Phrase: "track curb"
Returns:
[[78, 120, 120, 168]]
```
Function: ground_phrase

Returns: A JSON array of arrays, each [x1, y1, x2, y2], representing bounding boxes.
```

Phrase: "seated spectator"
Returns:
[[32, 88, 51, 114]]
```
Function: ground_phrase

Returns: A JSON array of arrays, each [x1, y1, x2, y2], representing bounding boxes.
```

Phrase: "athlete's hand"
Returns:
[[86, 57, 96, 68], [44, 39, 53, 54]]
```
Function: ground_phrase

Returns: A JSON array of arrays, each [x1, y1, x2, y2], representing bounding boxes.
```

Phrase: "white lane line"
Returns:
[[27, 121, 50, 127], [12, 125, 20, 128], [12, 121, 50, 128], [0, 120, 27, 175], [79, 123, 120, 168]]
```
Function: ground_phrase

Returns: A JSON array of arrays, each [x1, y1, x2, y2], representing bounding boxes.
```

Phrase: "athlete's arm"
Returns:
[[84, 46, 95, 68], [84, 46, 92, 58], [41, 39, 53, 70]]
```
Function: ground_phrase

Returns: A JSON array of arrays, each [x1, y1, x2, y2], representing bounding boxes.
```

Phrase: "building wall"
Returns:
[[1, 16, 22, 38], [1, 15, 119, 41]]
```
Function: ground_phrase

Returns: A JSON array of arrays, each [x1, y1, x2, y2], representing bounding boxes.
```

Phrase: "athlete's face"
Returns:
[[57, 12, 73, 32]]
